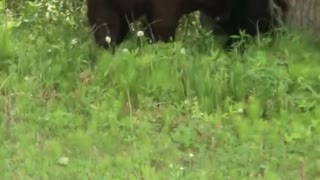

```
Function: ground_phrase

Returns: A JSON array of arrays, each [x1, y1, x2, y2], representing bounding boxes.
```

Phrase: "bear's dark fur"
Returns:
[[200, 0, 289, 50], [86, 0, 232, 49]]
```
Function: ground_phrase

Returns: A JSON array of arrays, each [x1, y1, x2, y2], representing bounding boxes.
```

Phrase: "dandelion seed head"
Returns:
[[71, 38, 78, 45], [105, 36, 112, 43], [180, 48, 186, 55], [137, 30, 144, 37], [122, 48, 129, 53]]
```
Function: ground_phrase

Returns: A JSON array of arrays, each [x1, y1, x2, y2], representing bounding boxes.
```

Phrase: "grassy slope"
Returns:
[[1, 4, 320, 179]]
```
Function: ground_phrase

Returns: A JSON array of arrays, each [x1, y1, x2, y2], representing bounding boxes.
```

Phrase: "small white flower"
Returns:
[[180, 167, 184, 171], [169, 164, 173, 168], [57, 156, 69, 166], [180, 48, 186, 55], [137, 30, 144, 37], [105, 36, 112, 43], [238, 108, 244, 113], [71, 38, 78, 45], [122, 48, 129, 53], [189, 153, 194, 158]]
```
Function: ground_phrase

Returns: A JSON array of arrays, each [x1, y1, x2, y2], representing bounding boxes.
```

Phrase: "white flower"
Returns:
[[137, 30, 144, 37], [105, 36, 112, 43], [169, 164, 173, 168], [71, 38, 78, 45], [57, 156, 69, 166], [238, 108, 244, 113], [180, 48, 186, 55], [122, 48, 129, 53], [180, 167, 184, 171], [189, 153, 194, 158]]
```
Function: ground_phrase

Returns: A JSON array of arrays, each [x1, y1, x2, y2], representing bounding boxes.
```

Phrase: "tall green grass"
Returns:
[[1, 1, 320, 179]]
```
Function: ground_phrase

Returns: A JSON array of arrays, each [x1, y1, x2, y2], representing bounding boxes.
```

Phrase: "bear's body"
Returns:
[[86, 0, 231, 49]]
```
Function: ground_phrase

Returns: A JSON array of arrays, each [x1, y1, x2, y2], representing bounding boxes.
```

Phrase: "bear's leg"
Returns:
[[149, 17, 180, 42], [87, 1, 129, 49], [147, 3, 180, 42]]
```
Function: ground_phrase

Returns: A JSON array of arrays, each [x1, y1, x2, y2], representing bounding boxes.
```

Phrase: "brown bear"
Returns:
[[200, 0, 289, 50], [86, 0, 232, 49]]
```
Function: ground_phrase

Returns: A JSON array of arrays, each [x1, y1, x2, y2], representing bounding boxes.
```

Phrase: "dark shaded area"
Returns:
[[200, 0, 289, 50]]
